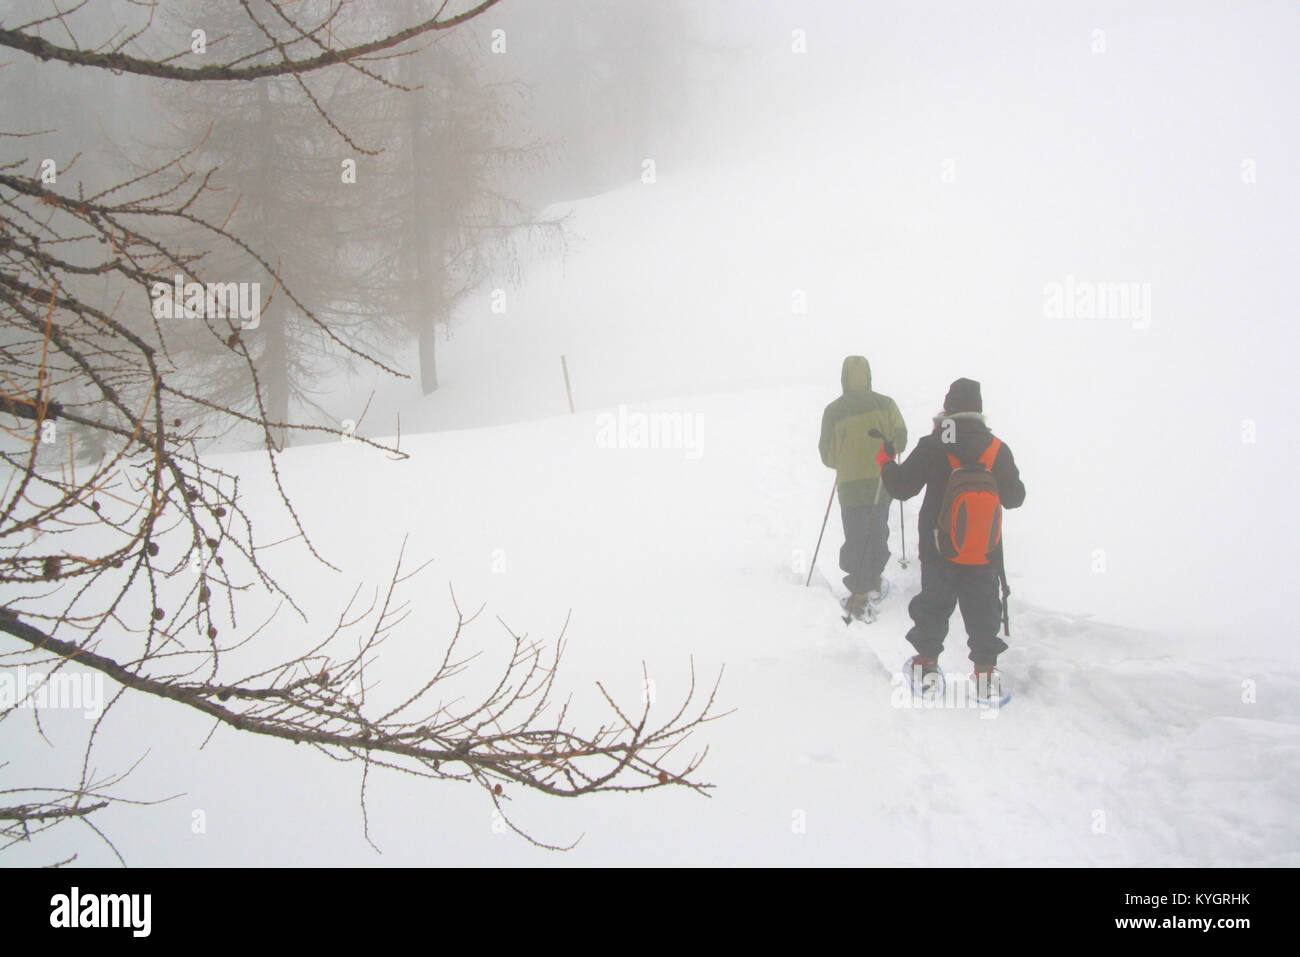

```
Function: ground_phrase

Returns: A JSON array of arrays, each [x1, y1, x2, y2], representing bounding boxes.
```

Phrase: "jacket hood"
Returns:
[[931, 411, 994, 462], [932, 410, 987, 428], [841, 356, 872, 393]]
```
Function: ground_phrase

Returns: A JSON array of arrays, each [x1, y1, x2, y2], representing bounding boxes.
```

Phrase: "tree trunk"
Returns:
[[253, 80, 289, 447], [402, 56, 444, 396], [259, 301, 290, 449], [414, 227, 445, 395], [416, 316, 438, 394]]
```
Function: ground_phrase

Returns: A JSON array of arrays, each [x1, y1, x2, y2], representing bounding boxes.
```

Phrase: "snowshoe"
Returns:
[[903, 654, 944, 700], [868, 578, 892, 607], [970, 669, 1011, 708], [840, 593, 876, 624]]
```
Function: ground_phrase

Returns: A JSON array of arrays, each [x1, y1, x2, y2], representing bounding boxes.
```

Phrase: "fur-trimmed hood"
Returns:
[[932, 410, 987, 427], [929, 410, 995, 465]]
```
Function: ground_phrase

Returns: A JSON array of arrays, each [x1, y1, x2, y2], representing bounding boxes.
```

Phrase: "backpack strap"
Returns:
[[977, 438, 1002, 470], [946, 437, 1002, 470]]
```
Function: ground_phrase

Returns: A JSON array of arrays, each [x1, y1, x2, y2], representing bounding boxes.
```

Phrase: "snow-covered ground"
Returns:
[[6, 380, 1298, 866]]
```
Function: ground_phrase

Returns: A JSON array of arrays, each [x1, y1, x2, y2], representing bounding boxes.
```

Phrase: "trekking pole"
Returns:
[[898, 499, 908, 569], [851, 475, 881, 589], [998, 549, 1011, 636], [805, 480, 837, 586], [833, 428, 895, 614], [867, 428, 893, 574], [867, 428, 904, 571]]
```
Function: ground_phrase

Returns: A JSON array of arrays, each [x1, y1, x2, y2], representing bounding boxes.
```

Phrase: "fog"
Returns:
[[1, 0, 1297, 873]]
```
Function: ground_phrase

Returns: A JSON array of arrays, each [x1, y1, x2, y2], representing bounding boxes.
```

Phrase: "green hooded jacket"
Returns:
[[818, 356, 908, 506]]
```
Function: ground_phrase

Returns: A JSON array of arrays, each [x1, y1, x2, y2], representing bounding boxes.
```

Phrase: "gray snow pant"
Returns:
[[905, 560, 1007, 668], [839, 502, 891, 596]]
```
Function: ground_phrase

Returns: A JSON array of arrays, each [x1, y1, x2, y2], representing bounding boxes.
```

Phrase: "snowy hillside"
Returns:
[[5, 381, 1297, 866], [4, 0, 1297, 868], [335, 136, 1299, 648]]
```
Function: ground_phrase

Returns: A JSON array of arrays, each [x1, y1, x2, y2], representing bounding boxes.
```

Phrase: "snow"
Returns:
[[6, 381, 1297, 865], [5, 0, 1299, 866]]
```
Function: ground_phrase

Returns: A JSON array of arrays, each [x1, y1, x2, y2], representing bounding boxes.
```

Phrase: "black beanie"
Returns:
[[943, 378, 982, 414]]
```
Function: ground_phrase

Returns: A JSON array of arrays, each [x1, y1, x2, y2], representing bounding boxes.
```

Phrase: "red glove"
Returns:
[[876, 440, 896, 468]]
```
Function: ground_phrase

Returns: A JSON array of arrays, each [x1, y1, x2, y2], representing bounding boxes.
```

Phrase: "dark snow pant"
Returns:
[[839, 503, 890, 596], [905, 560, 1007, 668]]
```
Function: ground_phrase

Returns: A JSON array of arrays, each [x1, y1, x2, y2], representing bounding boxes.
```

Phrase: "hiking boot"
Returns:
[[867, 578, 892, 606], [904, 655, 944, 697], [971, 667, 1010, 706], [844, 593, 871, 618]]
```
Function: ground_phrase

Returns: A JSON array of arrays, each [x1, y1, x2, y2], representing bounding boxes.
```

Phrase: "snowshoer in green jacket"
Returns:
[[819, 356, 907, 617]]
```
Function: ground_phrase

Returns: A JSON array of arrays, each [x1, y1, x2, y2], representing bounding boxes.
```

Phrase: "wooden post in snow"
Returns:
[[561, 355, 575, 413]]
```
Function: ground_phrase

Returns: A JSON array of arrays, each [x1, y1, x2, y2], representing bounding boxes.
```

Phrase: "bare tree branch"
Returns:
[[0, 0, 723, 863], [0, 0, 504, 81]]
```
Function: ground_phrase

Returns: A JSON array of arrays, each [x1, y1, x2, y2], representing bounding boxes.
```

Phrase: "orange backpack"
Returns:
[[934, 438, 1003, 565]]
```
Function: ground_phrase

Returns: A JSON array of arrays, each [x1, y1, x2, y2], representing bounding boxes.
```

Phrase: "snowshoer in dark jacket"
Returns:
[[879, 378, 1025, 687], [819, 356, 907, 616]]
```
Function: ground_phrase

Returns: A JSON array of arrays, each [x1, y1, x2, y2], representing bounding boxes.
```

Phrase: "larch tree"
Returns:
[[0, 0, 721, 864], [381, 4, 564, 395]]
